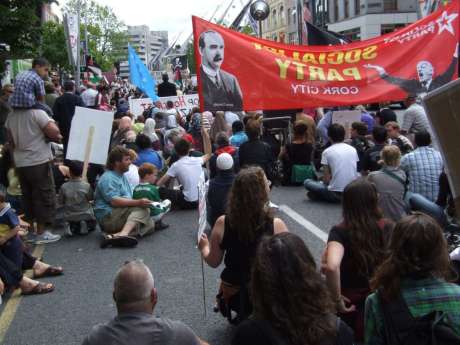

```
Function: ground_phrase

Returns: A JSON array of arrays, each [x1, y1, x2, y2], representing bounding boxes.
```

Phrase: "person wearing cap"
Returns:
[[208, 132, 239, 179], [208, 153, 235, 228]]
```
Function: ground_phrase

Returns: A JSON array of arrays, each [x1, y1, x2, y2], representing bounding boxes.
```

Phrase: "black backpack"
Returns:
[[379, 291, 460, 345]]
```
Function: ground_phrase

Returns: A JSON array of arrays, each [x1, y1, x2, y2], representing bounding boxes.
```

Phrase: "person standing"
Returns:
[[0, 84, 13, 145], [400, 95, 432, 137], [157, 74, 177, 97], [52, 80, 84, 157], [6, 77, 62, 244]]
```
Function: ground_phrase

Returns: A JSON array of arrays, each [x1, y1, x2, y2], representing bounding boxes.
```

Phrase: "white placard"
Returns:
[[66, 107, 114, 165], [129, 94, 200, 118], [332, 110, 362, 139], [197, 172, 208, 243]]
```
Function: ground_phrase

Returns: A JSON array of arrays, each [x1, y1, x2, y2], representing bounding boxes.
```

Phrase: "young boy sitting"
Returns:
[[58, 161, 96, 236], [133, 163, 171, 231], [0, 187, 23, 247]]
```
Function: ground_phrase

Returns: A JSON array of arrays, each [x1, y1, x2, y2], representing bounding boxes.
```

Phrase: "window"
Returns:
[[355, 0, 360, 15], [280, 6, 285, 25], [289, 32, 297, 44], [383, 0, 397, 11], [334, 0, 338, 22], [273, 9, 277, 27], [345, 0, 349, 17], [381, 23, 405, 34], [288, 8, 292, 24], [340, 27, 361, 41]]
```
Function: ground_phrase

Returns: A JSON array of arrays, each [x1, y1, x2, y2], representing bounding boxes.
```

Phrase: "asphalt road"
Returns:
[[0, 185, 342, 345]]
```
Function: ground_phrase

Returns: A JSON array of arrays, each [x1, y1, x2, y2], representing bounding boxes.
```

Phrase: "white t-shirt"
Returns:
[[81, 88, 98, 107], [224, 111, 239, 125], [167, 156, 204, 202], [321, 143, 359, 192], [124, 164, 140, 190]]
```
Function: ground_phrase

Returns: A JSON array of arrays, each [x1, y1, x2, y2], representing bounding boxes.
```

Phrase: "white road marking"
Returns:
[[279, 205, 328, 243]]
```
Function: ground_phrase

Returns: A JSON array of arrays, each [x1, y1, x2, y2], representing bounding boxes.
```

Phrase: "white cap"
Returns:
[[216, 153, 234, 171]]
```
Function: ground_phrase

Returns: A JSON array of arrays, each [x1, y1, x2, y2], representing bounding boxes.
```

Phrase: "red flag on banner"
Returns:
[[193, 0, 459, 111]]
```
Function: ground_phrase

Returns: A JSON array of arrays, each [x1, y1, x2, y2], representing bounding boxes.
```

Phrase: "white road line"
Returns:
[[279, 205, 328, 243]]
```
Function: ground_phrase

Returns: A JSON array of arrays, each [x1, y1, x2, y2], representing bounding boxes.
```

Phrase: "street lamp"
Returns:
[[250, 0, 270, 39]]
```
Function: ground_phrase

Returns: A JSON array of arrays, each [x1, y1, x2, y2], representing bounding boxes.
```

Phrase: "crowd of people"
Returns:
[[0, 57, 460, 344]]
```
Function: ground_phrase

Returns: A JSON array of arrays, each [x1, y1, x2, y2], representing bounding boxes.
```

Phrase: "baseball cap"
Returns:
[[216, 153, 234, 171]]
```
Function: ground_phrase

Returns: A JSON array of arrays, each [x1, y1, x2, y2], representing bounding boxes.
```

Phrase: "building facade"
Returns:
[[262, 0, 300, 43], [327, 0, 418, 40]]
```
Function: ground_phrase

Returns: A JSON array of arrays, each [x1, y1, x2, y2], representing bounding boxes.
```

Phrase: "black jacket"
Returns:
[[239, 139, 275, 181], [208, 170, 235, 228], [52, 92, 85, 145], [157, 81, 177, 97]]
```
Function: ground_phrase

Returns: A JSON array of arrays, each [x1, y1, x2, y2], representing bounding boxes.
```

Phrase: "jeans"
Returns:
[[304, 179, 342, 203], [406, 192, 448, 227]]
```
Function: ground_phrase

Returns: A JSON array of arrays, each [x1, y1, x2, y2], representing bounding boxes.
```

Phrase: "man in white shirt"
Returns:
[[157, 128, 211, 209], [81, 82, 98, 108], [304, 124, 359, 203]]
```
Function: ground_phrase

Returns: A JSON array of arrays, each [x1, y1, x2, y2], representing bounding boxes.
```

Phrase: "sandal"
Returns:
[[100, 234, 138, 249], [33, 266, 64, 279], [21, 282, 54, 296]]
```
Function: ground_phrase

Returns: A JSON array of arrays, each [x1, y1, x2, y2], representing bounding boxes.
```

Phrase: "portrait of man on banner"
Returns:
[[198, 30, 243, 111], [365, 43, 458, 98]]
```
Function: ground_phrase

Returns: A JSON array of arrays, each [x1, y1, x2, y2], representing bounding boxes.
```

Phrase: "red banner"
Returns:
[[192, 1, 459, 111]]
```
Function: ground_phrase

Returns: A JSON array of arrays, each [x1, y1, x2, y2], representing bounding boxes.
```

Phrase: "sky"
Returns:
[[59, 0, 245, 45]]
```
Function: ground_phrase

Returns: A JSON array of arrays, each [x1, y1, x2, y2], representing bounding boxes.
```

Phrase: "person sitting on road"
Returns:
[[157, 128, 211, 210], [133, 163, 171, 231], [304, 124, 359, 203], [346, 121, 371, 172], [365, 213, 460, 344], [279, 121, 314, 186], [133, 134, 163, 170], [0, 189, 63, 295], [232, 233, 354, 345], [82, 260, 208, 345], [208, 132, 239, 179], [123, 149, 140, 190], [198, 166, 289, 323], [94, 147, 154, 249], [361, 126, 388, 175], [229, 120, 248, 148], [368, 145, 408, 222], [207, 153, 235, 229], [239, 118, 275, 183], [322, 178, 393, 341], [58, 161, 97, 236], [385, 121, 413, 155]]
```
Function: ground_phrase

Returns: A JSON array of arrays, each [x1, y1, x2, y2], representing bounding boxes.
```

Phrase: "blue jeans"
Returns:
[[406, 192, 448, 227], [304, 179, 342, 203]]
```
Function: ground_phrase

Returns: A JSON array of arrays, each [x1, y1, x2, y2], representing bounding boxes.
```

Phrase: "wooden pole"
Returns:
[[82, 126, 95, 182]]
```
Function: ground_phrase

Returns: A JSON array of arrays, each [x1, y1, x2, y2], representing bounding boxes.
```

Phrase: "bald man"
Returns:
[[83, 260, 208, 345]]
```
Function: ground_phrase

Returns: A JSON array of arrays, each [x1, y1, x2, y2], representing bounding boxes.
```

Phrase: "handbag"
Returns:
[[291, 164, 316, 184]]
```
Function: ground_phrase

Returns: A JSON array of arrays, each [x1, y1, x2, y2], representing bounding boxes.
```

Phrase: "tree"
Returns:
[[186, 42, 196, 75], [41, 21, 70, 70], [0, 0, 56, 72], [65, 0, 128, 71]]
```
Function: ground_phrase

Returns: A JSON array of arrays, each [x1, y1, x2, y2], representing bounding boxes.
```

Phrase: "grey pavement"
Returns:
[[0, 186, 342, 345]]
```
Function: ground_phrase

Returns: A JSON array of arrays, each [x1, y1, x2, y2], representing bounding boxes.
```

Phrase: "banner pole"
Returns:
[[201, 256, 207, 319]]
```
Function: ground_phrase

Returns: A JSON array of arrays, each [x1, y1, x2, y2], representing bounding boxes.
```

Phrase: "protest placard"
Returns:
[[197, 172, 208, 243], [129, 94, 200, 118], [332, 110, 362, 139], [66, 107, 114, 174]]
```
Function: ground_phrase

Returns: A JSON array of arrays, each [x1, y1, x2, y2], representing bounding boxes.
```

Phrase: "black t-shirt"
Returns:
[[232, 318, 354, 345], [285, 142, 313, 165], [328, 221, 391, 290], [361, 144, 385, 172], [239, 139, 275, 181]]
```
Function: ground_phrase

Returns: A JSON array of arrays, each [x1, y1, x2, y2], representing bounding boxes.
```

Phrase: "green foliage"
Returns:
[[65, 0, 128, 71], [41, 21, 70, 70], [240, 24, 255, 36], [186, 42, 196, 74]]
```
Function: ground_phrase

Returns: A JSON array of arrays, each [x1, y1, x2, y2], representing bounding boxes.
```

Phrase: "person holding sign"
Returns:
[[94, 147, 155, 249]]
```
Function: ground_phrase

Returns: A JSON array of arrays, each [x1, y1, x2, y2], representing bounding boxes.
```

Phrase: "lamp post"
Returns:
[[250, 0, 270, 39]]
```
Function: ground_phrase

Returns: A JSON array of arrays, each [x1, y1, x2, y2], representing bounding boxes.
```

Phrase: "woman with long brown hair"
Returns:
[[365, 213, 460, 344], [322, 178, 393, 341], [232, 233, 354, 345], [198, 166, 288, 323]]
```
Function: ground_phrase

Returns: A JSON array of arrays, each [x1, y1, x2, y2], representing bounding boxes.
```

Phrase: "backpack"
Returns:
[[379, 291, 460, 345]]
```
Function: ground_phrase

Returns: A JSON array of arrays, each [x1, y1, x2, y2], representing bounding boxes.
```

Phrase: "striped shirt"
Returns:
[[365, 277, 460, 345]]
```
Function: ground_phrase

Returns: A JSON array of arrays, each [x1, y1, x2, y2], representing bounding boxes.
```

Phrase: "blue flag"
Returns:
[[128, 45, 158, 101]]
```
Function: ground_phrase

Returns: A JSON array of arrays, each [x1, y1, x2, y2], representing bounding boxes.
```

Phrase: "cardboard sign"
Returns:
[[423, 78, 460, 202], [129, 94, 200, 118], [66, 107, 114, 165], [332, 110, 362, 139], [197, 172, 208, 243]]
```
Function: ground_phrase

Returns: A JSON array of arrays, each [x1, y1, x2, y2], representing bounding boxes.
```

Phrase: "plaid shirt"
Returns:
[[365, 278, 460, 345], [400, 146, 443, 202], [9, 69, 45, 108]]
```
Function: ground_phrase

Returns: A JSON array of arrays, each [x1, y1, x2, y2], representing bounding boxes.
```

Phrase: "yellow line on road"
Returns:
[[0, 244, 45, 343]]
